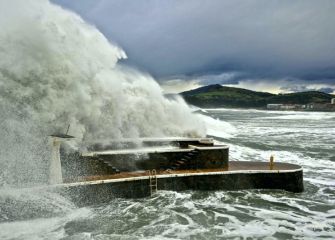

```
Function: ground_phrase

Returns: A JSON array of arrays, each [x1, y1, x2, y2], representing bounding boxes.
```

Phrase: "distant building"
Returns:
[[267, 104, 304, 110], [306, 103, 314, 110], [306, 102, 335, 111], [268, 102, 335, 111], [267, 104, 282, 110], [280, 104, 298, 110]]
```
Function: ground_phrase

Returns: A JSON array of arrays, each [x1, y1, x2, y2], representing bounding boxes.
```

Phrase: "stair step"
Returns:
[[103, 162, 114, 167]]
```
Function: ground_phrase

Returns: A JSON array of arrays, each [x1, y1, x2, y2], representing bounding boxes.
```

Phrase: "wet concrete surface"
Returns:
[[65, 161, 301, 183]]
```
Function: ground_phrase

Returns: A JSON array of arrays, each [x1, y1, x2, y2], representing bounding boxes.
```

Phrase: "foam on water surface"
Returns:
[[0, 0, 334, 239]]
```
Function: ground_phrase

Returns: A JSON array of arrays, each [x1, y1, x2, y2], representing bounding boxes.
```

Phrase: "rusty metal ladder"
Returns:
[[148, 169, 158, 196]]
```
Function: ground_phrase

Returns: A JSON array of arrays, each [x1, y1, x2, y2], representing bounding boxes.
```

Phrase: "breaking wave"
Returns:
[[0, 0, 205, 185], [198, 114, 237, 139], [1, 1, 334, 239]]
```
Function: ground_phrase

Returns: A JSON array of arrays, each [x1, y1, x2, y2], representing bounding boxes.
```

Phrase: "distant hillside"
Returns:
[[181, 84, 334, 108]]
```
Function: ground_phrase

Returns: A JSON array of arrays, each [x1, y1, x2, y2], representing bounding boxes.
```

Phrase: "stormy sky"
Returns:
[[53, 0, 335, 94]]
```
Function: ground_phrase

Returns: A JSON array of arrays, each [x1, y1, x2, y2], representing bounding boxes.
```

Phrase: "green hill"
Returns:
[[181, 84, 334, 108]]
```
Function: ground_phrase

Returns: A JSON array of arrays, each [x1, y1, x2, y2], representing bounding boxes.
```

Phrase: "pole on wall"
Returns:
[[49, 133, 74, 184]]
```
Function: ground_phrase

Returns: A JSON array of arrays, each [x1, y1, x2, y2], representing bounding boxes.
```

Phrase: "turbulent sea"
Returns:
[[1, 109, 334, 240], [1, 1, 334, 239]]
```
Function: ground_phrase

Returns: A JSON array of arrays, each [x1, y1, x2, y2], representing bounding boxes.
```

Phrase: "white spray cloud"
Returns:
[[0, 0, 205, 185]]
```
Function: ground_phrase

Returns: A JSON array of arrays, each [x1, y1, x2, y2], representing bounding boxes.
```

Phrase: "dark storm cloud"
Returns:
[[53, 0, 335, 85]]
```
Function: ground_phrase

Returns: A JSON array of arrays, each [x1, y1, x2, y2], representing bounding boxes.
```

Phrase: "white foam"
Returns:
[[0, 207, 93, 240], [198, 114, 237, 139], [0, 0, 206, 185]]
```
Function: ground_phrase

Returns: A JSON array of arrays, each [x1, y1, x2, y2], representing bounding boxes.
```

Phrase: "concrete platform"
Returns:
[[57, 161, 303, 206], [82, 145, 228, 157]]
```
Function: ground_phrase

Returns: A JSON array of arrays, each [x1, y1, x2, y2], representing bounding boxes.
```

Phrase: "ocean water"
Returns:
[[1, 109, 334, 240], [1, 1, 334, 239]]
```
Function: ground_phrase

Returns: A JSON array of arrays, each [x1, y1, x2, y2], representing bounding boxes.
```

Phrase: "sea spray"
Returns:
[[0, 187, 76, 222], [0, 0, 206, 185]]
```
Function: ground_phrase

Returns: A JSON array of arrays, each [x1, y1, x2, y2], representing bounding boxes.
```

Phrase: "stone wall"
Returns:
[[59, 169, 303, 206], [194, 147, 229, 169]]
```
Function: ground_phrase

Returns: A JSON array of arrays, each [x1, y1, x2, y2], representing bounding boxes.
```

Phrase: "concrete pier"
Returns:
[[62, 143, 229, 179], [53, 138, 303, 205], [58, 161, 303, 206]]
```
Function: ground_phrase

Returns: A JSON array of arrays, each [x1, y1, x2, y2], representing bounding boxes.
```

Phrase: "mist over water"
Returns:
[[0, 0, 205, 185]]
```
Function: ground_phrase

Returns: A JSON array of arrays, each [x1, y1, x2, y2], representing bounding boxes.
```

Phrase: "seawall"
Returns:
[[56, 162, 303, 206]]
